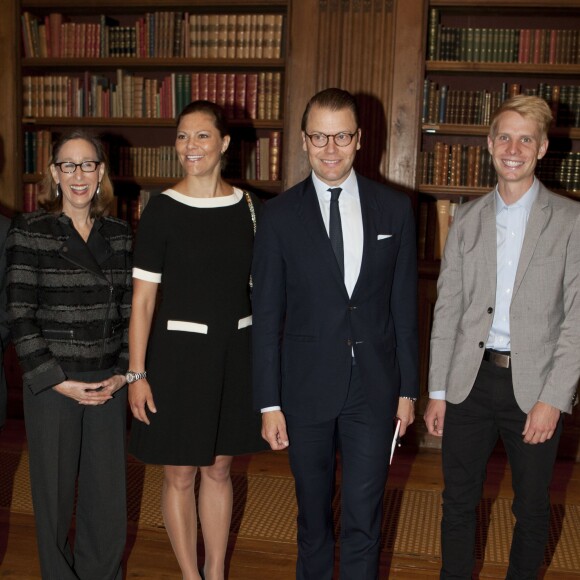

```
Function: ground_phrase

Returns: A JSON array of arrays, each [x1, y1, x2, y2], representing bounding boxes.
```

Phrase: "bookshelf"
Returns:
[[14, 0, 294, 220], [418, 0, 580, 263]]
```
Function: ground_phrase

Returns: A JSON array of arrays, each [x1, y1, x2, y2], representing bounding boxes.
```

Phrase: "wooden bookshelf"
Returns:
[[12, 0, 295, 217]]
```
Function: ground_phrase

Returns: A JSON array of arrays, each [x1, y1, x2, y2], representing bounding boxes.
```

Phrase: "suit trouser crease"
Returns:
[[286, 364, 394, 580], [24, 382, 127, 580], [440, 361, 562, 580]]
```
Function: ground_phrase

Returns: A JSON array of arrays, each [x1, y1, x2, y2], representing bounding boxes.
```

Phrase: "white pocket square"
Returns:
[[377, 234, 392, 240]]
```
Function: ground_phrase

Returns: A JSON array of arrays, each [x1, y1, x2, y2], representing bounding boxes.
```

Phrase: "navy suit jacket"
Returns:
[[252, 173, 418, 423]]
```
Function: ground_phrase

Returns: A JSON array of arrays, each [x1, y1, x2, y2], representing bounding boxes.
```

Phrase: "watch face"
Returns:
[[126, 372, 135, 383]]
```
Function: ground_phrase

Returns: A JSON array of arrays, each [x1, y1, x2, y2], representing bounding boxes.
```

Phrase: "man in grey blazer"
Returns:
[[425, 95, 580, 579]]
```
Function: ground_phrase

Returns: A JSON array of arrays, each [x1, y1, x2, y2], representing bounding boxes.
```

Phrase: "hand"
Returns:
[[96, 374, 127, 396], [522, 401, 560, 444], [396, 397, 416, 437], [424, 399, 446, 437], [128, 379, 157, 425], [261, 410, 289, 450], [53, 380, 113, 405]]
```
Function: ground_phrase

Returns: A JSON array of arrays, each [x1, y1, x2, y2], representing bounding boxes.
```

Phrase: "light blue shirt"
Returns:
[[486, 179, 538, 350], [430, 178, 539, 400]]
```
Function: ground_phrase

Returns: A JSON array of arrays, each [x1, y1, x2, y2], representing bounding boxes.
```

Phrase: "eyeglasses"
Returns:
[[54, 161, 101, 173], [305, 131, 358, 148]]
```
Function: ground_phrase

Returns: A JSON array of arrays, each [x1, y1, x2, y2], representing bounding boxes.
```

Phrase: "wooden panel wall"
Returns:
[[315, 0, 396, 183]]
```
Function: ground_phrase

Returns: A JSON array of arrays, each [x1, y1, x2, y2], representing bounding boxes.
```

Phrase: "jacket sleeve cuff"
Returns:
[[26, 366, 67, 395]]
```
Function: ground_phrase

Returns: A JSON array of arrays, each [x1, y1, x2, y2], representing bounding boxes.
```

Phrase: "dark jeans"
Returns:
[[440, 361, 562, 580]]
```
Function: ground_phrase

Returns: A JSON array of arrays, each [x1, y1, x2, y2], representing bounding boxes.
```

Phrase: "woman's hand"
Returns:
[[53, 380, 113, 405], [128, 379, 157, 425], [99, 374, 127, 396]]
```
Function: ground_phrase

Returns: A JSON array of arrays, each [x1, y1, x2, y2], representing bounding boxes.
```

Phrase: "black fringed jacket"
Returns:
[[6, 210, 132, 394]]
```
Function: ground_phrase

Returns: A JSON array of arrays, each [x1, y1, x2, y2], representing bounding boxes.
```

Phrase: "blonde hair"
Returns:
[[39, 130, 114, 218], [489, 95, 552, 141]]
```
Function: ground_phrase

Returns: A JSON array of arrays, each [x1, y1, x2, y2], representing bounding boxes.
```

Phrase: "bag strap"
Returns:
[[243, 190, 257, 290]]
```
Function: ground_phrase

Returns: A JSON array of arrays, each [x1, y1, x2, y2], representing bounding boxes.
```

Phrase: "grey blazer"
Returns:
[[429, 182, 580, 414]]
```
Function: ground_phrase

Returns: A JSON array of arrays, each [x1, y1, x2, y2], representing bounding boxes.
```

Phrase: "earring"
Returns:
[[95, 182, 101, 197], [55, 184, 62, 198]]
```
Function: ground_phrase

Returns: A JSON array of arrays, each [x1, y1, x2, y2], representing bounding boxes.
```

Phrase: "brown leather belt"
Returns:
[[483, 349, 511, 369]]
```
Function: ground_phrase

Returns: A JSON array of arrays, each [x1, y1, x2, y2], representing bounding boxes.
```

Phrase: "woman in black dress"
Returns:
[[128, 101, 265, 580]]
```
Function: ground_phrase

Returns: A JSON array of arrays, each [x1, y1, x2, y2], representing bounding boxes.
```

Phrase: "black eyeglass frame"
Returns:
[[54, 161, 102, 173], [304, 131, 359, 148]]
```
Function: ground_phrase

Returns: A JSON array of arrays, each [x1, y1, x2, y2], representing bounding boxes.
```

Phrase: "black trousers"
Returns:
[[440, 360, 562, 580], [286, 363, 395, 580], [24, 370, 127, 580]]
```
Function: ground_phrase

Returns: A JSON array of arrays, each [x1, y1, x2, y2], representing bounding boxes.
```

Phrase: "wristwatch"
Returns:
[[126, 370, 147, 384]]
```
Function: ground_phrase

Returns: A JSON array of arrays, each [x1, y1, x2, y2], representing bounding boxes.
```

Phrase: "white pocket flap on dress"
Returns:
[[167, 320, 208, 334], [377, 234, 392, 240], [238, 315, 253, 330]]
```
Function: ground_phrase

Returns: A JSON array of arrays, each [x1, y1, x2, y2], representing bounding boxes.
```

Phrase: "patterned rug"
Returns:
[[1, 448, 579, 572]]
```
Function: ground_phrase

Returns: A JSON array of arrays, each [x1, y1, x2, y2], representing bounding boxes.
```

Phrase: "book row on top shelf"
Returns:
[[427, 7, 580, 64], [21, 10, 285, 60]]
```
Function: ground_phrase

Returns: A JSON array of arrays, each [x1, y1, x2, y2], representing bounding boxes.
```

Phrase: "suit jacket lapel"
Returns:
[[512, 187, 550, 300], [295, 178, 348, 295], [481, 194, 497, 278], [57, 215, 112, 281]]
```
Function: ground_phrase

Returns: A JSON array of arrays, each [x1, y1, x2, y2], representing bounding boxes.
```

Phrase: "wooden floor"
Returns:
[[1, 418, 579, 579]]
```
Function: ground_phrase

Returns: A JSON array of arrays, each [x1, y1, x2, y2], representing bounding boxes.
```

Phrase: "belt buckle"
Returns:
[[490, 351, 510, 368]]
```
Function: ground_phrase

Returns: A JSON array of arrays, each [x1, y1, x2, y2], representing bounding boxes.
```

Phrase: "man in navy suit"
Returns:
[[252, 88, 419, 579]]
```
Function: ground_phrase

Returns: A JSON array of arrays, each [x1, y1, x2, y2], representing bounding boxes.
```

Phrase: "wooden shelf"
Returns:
[[426, 62, 580, 75], [23, 174, 282, 195], [429, 0, 580, 7], [418, 185, 490, 197], [22, 117, 284, 129], [418, 184, 580, 199], [423, 124, 580, 139], [21, 58, 285, 70], [22, 0, 288, 9]]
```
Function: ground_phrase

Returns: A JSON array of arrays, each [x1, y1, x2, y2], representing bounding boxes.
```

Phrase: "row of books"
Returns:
[[537, 152, 580, 194], [417, 198, 465, 261], [21, 11, 284, 60], [236, 132, 282, 182], [419, 144, 496, 189], [427, 10, 579, 64], [23, 129, 283, 183], [23, 130, 52, 175], [22, 71, 282, 121], [420, 142, 580, 194], [423, 82, 580, 128]]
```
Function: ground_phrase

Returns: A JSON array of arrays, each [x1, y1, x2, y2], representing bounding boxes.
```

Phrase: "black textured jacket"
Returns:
[[7, 210, 132, 394]]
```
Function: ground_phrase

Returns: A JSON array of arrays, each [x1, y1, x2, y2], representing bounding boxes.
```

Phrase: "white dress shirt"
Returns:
[[430, 178, 539, 401], [261, 170, 364, 413]]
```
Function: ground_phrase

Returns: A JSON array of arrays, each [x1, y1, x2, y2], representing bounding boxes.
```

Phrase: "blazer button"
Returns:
[[348, 306, 357, 311], [478, 341, 484, 348], [346, 339, 353, 347], [487, 307, 493, 314]]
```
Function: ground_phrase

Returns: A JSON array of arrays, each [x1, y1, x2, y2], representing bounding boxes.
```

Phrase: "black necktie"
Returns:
[[328, 187, 344, 278]]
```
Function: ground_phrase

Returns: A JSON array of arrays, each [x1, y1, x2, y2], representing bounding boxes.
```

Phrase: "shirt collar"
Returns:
[[494, 177, 539, 215], [311, 169, 358, 200]]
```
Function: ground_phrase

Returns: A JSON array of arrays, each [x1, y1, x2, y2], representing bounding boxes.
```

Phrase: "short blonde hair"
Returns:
[[489, 95, 552, 141]]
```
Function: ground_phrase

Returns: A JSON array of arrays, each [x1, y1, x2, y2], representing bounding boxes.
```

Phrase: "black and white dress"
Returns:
[[128, 188, 266, 466]]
